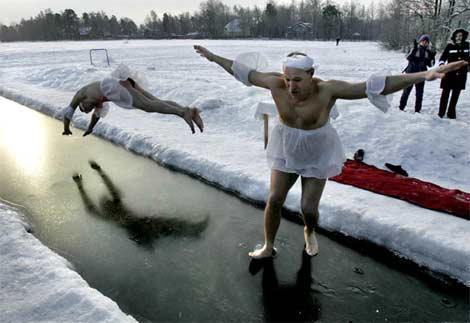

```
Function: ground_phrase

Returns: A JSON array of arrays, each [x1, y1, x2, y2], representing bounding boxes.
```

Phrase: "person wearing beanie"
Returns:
[[438, 28, 469, 119], [399, 34, 436, 112]]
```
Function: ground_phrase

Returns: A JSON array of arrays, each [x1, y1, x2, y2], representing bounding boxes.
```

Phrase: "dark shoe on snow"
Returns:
[[385, 163, 408, 177], [353, 149, 365, 162]]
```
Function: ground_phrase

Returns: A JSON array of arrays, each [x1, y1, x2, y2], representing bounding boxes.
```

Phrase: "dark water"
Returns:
[[0, 97, 468, 322]]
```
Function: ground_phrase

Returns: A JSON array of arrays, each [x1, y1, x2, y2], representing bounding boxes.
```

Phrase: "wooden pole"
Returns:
[[264, 114, 269, 149]]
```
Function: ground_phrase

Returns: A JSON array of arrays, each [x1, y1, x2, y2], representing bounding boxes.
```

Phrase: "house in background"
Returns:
[[224, 19, 243, 37], [286, 22, 313, 39], [79, 26, 92, 39]]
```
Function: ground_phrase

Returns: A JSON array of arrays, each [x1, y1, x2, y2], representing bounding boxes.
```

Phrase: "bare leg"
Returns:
[[300, 177, 326, 256], [127, 81, 203, 132], [131, 81, 158, 100], [249, 170, 298, 259], [121, 85, 195, 133], [157, 101, 203, 133], [191, 108, 204, 132]]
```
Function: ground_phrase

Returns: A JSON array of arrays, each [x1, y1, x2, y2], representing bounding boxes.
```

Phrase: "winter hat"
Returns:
[[418, 34, 430, 42]]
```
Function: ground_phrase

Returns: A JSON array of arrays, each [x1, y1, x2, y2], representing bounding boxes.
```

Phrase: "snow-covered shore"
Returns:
[[0, 201, 137, 322]]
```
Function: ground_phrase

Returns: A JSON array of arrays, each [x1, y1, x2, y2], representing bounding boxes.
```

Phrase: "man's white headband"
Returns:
[[282, 54, 315, 71]]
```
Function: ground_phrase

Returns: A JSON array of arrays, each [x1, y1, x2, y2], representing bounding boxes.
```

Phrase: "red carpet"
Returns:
[[330, 160, 470, 220]]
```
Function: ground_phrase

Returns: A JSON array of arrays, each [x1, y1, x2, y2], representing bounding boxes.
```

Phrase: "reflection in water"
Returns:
[[73, 161, 209, 246], [249, 251, 320, 322], [0, 103, 45, 176]]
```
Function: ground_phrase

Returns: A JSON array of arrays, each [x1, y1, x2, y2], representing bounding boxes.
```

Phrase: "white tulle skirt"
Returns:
[[100, 78, 133, 109], [266, 122, 346, 179]]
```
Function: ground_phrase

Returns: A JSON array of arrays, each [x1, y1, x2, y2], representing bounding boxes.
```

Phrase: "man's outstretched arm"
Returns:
[[194, 45, 282, 90], [83, 112, 100, 137], [194, 45, 234, 75], [381, 60, 467, 94], [63, 89, 84, 135], [329, 60, 468, 100], [325, 80, 367, 100]]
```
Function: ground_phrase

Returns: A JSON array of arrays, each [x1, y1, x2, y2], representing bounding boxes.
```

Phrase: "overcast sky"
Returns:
[[1, 0, 376, 25]]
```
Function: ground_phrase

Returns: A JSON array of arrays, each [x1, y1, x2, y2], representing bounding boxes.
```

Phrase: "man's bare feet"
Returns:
[[304, 227, 319, 256], [191, 108, 204, 133], [248, 244, 277, 259], [182, 108, 195, 134]]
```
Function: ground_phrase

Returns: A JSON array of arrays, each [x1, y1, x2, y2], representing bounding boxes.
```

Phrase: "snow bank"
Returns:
[[0, 201, 137, 322]]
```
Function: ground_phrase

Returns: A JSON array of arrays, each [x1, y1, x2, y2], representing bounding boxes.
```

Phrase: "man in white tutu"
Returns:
[[62, 77, 204, 136], [194, 45, 467, 259]]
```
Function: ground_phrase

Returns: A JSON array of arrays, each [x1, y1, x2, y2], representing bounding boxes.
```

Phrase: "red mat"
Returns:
[[330, 159, 470, 220]]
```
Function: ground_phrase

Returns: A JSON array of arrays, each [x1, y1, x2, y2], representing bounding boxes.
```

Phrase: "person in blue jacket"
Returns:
[[399, 34, 436, 112], [438, 28, 469, 119]]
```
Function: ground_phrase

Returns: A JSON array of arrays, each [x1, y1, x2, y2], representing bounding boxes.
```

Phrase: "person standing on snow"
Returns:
[[438, 28, 470, 119], [398, 34, 436, 113]]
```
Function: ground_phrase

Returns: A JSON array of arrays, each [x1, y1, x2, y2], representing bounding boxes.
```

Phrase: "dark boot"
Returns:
[[447, 89, 461, 119], [399, 86, 413, 111], [438, 88, 451, 118], [414, 81, 424, 113]]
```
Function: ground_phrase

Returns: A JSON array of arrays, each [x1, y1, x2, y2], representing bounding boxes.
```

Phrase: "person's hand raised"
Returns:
[[194, 45, 215, 62], [425, 60, 468, 81]]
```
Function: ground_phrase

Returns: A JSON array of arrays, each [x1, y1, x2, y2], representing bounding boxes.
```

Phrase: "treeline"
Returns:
[[0, 0, 469, 50], [0, 1, 381, 41], [0, 9, 138, 41], [382, 0, 470, 50]]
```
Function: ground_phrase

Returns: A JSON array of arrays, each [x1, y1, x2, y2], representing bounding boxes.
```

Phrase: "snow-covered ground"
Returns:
[[0, 39, 469, 297], [0, 200, 137, 322]]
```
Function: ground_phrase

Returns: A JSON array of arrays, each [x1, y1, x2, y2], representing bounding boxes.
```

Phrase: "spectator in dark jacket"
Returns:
[[399, 34, 436, 112], [438, 28, 469, 119]]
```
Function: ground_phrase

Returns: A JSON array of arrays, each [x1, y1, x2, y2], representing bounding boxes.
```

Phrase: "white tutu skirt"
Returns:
[[266, 122, 346, 178], [100, 78, 133, 109]]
